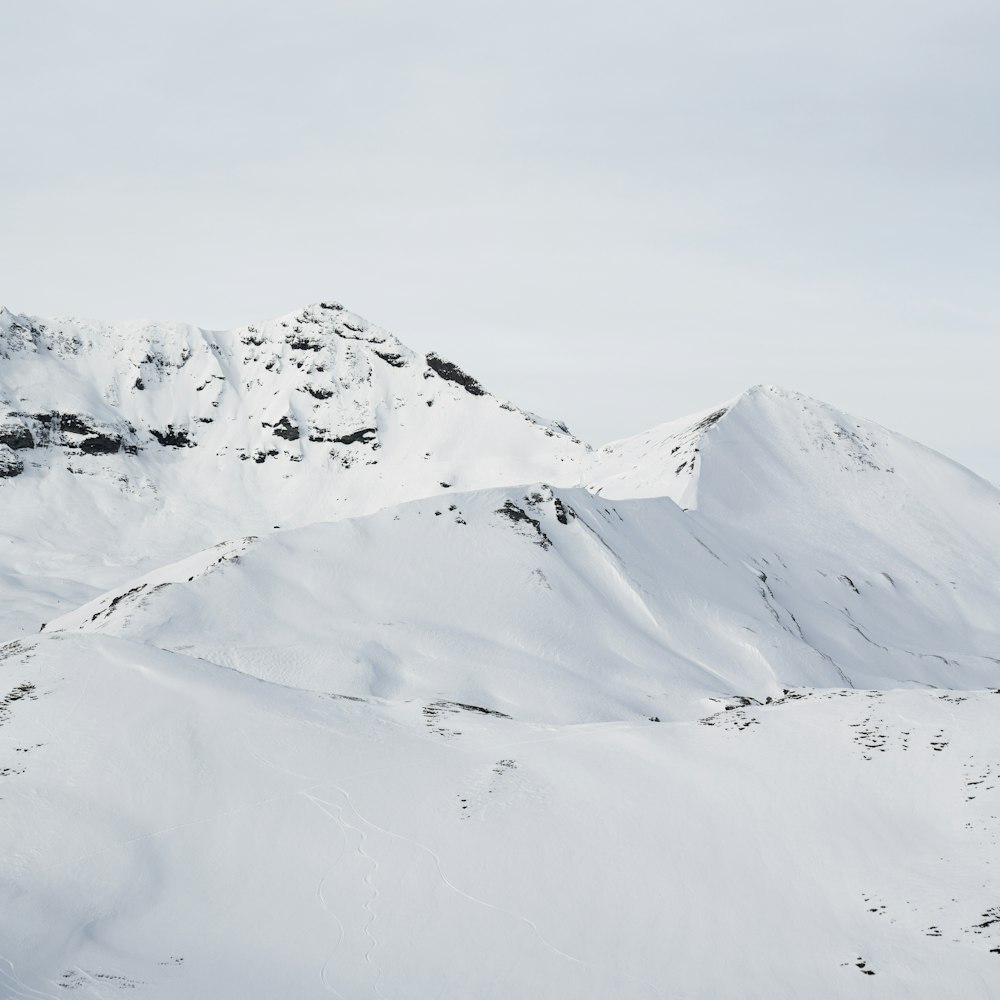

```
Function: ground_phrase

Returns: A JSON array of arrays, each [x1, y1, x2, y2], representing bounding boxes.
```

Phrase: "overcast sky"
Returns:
[[2, 1, 998, 477]]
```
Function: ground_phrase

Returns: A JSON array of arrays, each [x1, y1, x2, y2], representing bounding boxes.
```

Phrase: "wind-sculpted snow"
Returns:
[[1, 302, 999, 997]]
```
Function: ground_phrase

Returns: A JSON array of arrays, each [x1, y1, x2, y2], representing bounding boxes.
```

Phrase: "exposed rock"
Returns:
[[151, 426, 194, 448], [523, 485, 574, 526], [0, 421, 34, 450], [78, 433, 123, 455], [426, 353, 486, 396], [495, 500, 551, 549], [553, 497, 574, 525], [332, 427, 378, 446], [59, 413, 94, 436], [374, 350, 407, 368], [0, 444, 24, 478], [693, 408, 727, 433], [288, 337, 322, 352], [270, 416, 300, 441], [304, 385, 334, 400]]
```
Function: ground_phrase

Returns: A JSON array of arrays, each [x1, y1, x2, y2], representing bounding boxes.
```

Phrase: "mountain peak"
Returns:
[[269, 300, 401, 350], [587, 380, 979, 513]]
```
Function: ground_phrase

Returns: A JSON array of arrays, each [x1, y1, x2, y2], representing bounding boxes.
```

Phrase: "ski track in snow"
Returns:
[[299, 791, 350, 999], [243, 725, 668, 997], [305, 791, 385, 997], [0, 960, 63, 1000], [316, 782, 667, 999]]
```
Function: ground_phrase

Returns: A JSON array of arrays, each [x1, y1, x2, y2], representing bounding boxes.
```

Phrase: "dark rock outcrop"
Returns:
[[332, 427, 377, 446], [374, 350, 407, 368], [426, 353, 486, 396], [151, 426, 194, 448], [79, 433, 122, 455], [59, 413, 94, 436], [304, 386, 334, 400], [0, 445, 24, 478], [271, 416, 300, 441], [0, 422, 34, 450], [495, 500, 551, 549], [288, 337, 322, 352]]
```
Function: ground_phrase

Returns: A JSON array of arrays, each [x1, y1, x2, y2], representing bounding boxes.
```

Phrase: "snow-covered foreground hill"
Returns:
[[1, 302, 999, 997], [2, 636, 999, 998]]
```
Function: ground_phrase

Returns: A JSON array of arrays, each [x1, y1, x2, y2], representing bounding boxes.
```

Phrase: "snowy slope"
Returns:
[[0, 634, 998, 999]]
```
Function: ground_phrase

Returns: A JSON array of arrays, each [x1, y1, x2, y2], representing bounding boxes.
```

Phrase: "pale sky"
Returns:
[[2, 1, 998, 478]]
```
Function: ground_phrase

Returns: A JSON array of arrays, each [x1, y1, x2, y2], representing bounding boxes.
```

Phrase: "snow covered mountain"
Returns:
[[0, 302, 586, 634], [1, 302, 998, 998], [591, 385, 1000, 694]]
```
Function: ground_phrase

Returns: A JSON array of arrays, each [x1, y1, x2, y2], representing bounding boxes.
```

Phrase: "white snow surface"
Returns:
[[1, 303, 999, 997]]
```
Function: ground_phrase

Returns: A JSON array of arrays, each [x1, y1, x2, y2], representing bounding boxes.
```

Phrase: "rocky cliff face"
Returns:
[[0, 301, 585, 475]]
